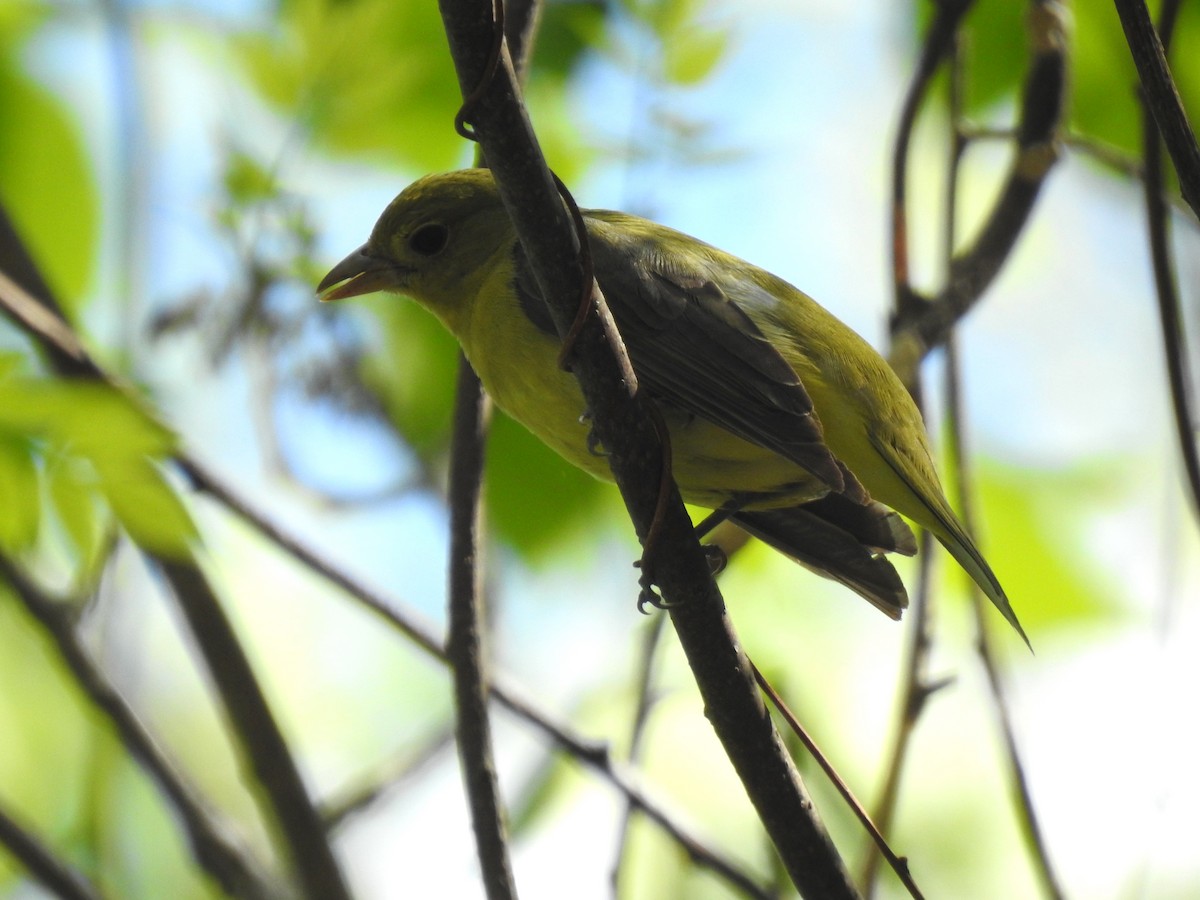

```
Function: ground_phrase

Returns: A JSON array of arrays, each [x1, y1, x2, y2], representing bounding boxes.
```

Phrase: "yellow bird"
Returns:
[[319, 169, 1025, 644]]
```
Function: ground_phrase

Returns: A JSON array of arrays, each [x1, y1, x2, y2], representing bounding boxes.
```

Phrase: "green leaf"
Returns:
[[92, 456, 197, 559], [0, 433, 39, 551], [663, 27, 727, 86], [362, 299, 460, 459], [0, 381, 176, 461], [966, 459, 1125, 634], [233, 0, 465, 172], [0, 12, 99, 313], [46, 451, 103, 566], [484, 410, 612, 560]]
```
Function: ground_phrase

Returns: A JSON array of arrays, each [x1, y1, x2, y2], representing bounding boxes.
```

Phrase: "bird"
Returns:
[[318, 168, 1026, 644]]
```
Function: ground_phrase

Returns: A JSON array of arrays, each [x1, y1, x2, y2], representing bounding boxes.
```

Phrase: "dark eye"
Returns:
[[409, 223, 448, 256]]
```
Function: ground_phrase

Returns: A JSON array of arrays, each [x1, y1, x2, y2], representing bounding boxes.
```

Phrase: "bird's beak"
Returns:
[[317, 245, 408, 302]]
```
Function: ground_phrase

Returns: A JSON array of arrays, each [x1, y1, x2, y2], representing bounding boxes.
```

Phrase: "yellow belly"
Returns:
[[462, 293, 826, 510]]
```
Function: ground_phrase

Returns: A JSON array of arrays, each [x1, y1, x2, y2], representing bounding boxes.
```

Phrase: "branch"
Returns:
[[942, 338, 1065, 898], [1137, 0, 1200, 529], [446, 357, 516, 899], [154, 557, 351, 900], [436, 0, 855, 894], [1114, 0, 1200, 220], [0, 215, 350, 899], [181, 458, 771, 897], [890, 0, 1068, 380], [0, 138, 769, 900], [0, 802, 99, 900], [0, 552, 277, 899]]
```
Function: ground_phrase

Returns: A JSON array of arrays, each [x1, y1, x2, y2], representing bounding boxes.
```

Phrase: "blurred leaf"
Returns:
[[92, 456, 197, 558], [0, 376, 195, 558], [967, 459, 1126, 633], [485, 410, 612, 559], [222, 148, 279, 206], [533, 0, 607, 79], [45, 451, 103, 568], [508, 750, 579, 835], [663, 27, 727, 86], [0, 381, 176, 461], [0, 10, 99, 313], [958, 0, 1027, 115], [233, 0, 465, 172], [0, 433, 39, 550], [361, 298, 459, 459]]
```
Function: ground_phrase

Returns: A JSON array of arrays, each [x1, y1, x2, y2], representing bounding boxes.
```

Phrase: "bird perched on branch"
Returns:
[[319, 168, 1026, 644]]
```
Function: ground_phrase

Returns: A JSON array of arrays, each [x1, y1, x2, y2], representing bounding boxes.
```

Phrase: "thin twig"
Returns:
[[446, 355, 517, 899], [436, 0, 856, 895], [751, 664, 925, 900], [1137, 0, 1200, 530], [610, 612, 668, 897], [0, 88, 771, 900], [943, 338, 1065, 899], [1114, 0, 1200, 219], [0, 802, 100, 900], [182, 457, 771, 897], [890, 0, 1068, 379], [0, 553, 277, 899], [0, 217, 351, 900]]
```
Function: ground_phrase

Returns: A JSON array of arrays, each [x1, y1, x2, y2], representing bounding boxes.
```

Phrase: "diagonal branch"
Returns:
[[0, 802, 100, 900], [890, 0, 1068, 381], [1136, 0, 1200, 529], [0, 552, 277, 899], [1114, 0, 1200, 220], [436, 0, 856, 895], [0, 135, 770, 900], [0, 218, 350, 900]]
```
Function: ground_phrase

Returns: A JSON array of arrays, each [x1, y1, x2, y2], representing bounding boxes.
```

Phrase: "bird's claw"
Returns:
[[703, 544, 727, 576], [579, 412, 608, 458]]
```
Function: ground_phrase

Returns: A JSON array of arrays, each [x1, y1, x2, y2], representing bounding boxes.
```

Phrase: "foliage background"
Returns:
[[1, 0, 1199, 897]]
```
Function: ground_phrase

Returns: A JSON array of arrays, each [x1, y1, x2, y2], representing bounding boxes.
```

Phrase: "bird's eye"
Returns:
[[409, 223, 449, 256]]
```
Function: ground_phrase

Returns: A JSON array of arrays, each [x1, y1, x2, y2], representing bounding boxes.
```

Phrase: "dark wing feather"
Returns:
[[732, 507, 909, 619], [513, 222, 863, 500]]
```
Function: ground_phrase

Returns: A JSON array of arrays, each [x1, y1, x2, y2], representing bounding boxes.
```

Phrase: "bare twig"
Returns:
[[890, 0, 1068, 380], [1137, 0, 1200, 529], [610, 612, 668, 896], [0, 802, 100, 900], [436, 0, 856, 894], [1114, 0, 1200, 219], [751, 665, 925, 900], [446, 356, 516, 899], [0, 552, 277, 899], [154, 558, 352, 900], [0, 71, 769, 900], [943, 338, 1065, 899], [0, 216, 351, 900]]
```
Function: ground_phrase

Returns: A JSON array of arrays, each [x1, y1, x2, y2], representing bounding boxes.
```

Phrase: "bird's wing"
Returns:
[[512, 220, 864, 501]]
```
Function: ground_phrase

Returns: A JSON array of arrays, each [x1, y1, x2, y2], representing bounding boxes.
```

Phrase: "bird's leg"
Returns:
[[635, 499, 744, 612], [579, 411, 609, 457], [693, 499, 744, 576]]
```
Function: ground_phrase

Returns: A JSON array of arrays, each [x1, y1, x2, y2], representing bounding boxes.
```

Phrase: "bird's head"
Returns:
[[318, 169, 512, 325]]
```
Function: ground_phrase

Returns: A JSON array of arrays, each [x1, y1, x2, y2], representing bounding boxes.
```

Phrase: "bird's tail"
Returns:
[[732, 499, 914, 619], [930, 511, 1030, 649]]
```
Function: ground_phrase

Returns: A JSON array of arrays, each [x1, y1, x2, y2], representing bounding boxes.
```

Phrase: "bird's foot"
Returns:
[[702, 544, 727, 576], [579, 412, 608, 457]]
